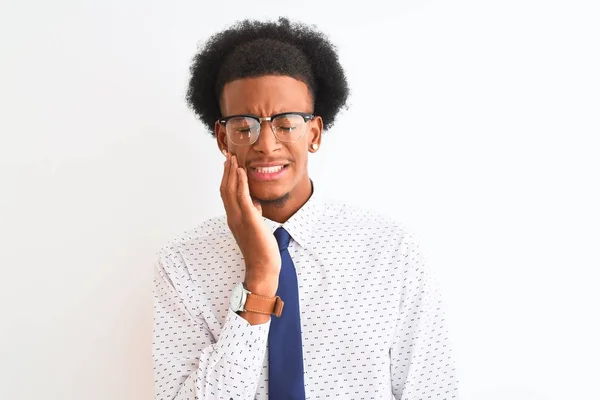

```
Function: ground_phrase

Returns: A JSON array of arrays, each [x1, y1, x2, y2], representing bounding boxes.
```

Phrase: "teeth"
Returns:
[[255, 165, 284, 173]]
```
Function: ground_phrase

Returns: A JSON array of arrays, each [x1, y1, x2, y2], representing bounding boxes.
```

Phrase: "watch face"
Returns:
[[230, 283, 244, 312]]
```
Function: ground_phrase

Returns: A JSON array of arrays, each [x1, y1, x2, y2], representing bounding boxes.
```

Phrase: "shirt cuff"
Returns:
[[214, 308, 271, 367]]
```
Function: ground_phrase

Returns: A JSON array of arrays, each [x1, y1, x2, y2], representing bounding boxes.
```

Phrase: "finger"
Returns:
[[220, 153, 241, 223], [220, 152, 230, 190], [237, 168, 260, 217], [220, 152, 231, 199], [226, 154, 242, 214]]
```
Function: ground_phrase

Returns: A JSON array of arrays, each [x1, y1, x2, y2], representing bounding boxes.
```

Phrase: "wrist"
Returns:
[[244, 277, 278, 298], [238, 311, 271, 325]]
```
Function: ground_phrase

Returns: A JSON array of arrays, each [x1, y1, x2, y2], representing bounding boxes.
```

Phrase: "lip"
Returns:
[[248, 164, 289, 181], [248, 161, 290, 168]]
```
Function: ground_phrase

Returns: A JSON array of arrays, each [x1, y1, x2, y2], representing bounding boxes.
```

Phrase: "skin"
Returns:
[[216, 75, 323, 325]]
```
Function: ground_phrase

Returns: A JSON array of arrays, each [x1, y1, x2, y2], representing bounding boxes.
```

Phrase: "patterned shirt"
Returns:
[[153, 186, 459, 399]]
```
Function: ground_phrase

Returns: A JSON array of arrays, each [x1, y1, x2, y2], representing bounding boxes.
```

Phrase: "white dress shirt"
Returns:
[[153, 186, 459, 399]]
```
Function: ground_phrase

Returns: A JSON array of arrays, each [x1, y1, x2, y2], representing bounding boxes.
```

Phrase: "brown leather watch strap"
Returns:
[[244, 293, 284, 317]]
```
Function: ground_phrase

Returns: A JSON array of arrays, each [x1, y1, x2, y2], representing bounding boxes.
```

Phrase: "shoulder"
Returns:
[[318, 199, 414, 239], [315, 199, 430, 269], [154, 214, 230, 270], [315, 199, 429, 260]]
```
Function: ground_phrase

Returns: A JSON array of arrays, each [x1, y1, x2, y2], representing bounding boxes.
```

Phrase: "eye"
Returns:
[[276, 126, 296, 133]]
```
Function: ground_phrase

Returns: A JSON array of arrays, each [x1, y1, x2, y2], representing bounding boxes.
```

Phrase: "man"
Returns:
[[153, 17, 458, 400]]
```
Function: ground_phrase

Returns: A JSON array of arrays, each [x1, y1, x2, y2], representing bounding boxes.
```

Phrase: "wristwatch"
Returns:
[[229, 282, 284, 317]]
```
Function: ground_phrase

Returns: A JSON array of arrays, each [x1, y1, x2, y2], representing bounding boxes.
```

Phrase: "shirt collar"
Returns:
[[262, 181, 322, 248]]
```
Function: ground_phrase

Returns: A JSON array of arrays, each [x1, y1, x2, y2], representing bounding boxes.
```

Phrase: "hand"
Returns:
[[220, 153, 281, 298]]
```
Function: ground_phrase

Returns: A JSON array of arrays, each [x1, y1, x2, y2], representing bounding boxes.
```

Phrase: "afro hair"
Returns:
[[186, 17, 349, 135]]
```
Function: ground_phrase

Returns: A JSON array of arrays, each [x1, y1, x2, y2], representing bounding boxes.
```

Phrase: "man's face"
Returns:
[[216, 75, 322, 204]]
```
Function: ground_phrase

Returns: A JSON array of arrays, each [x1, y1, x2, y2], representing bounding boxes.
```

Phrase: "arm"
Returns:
[[390, 233, 459, 399], [153, 250, 269, 400]]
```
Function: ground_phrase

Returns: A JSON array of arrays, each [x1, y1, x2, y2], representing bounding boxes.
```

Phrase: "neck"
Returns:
[[261, 176, 313, 223]]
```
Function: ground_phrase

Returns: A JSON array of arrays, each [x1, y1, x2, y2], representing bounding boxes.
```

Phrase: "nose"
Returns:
[[252, 120, 282, 154]]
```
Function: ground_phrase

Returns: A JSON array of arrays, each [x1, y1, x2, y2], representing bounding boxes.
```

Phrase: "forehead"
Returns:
[[219, 75, 313, 116]]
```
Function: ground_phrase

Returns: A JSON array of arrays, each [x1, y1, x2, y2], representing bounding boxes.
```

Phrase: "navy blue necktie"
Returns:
[[268, 227, 306, 399]]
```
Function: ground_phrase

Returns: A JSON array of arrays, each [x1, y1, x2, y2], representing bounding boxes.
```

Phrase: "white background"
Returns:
[[1, 0, 599, 399]]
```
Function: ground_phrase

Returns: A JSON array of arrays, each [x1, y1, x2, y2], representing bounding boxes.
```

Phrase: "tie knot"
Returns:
[[274, 227, 291, 251]]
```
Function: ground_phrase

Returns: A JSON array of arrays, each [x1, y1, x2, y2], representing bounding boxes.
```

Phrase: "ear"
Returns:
[[215, 120, 228, 156], [308, 116, 323, 153]]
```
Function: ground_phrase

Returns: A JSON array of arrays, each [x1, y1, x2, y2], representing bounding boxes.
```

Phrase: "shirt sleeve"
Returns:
[[390, 232, 459, 399], [153, 246, 270, 400]]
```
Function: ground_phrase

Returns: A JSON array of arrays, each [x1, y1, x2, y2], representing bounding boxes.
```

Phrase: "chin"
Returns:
[[249, 182, 291, 203]]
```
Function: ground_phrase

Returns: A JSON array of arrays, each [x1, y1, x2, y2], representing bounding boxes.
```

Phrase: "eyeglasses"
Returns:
[[217, 112, 315, 146]]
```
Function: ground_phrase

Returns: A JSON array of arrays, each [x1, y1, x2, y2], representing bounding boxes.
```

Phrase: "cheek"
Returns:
[[231, 150, 249, 167], [289, 146, 308, 168]]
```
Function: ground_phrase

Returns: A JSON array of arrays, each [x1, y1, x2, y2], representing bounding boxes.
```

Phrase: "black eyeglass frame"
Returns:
[[217, 112, 316, 145], [217, 112, 315, 126]]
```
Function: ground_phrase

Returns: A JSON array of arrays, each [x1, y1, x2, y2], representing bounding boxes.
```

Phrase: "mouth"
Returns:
[[248, 164, 290, 181]]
